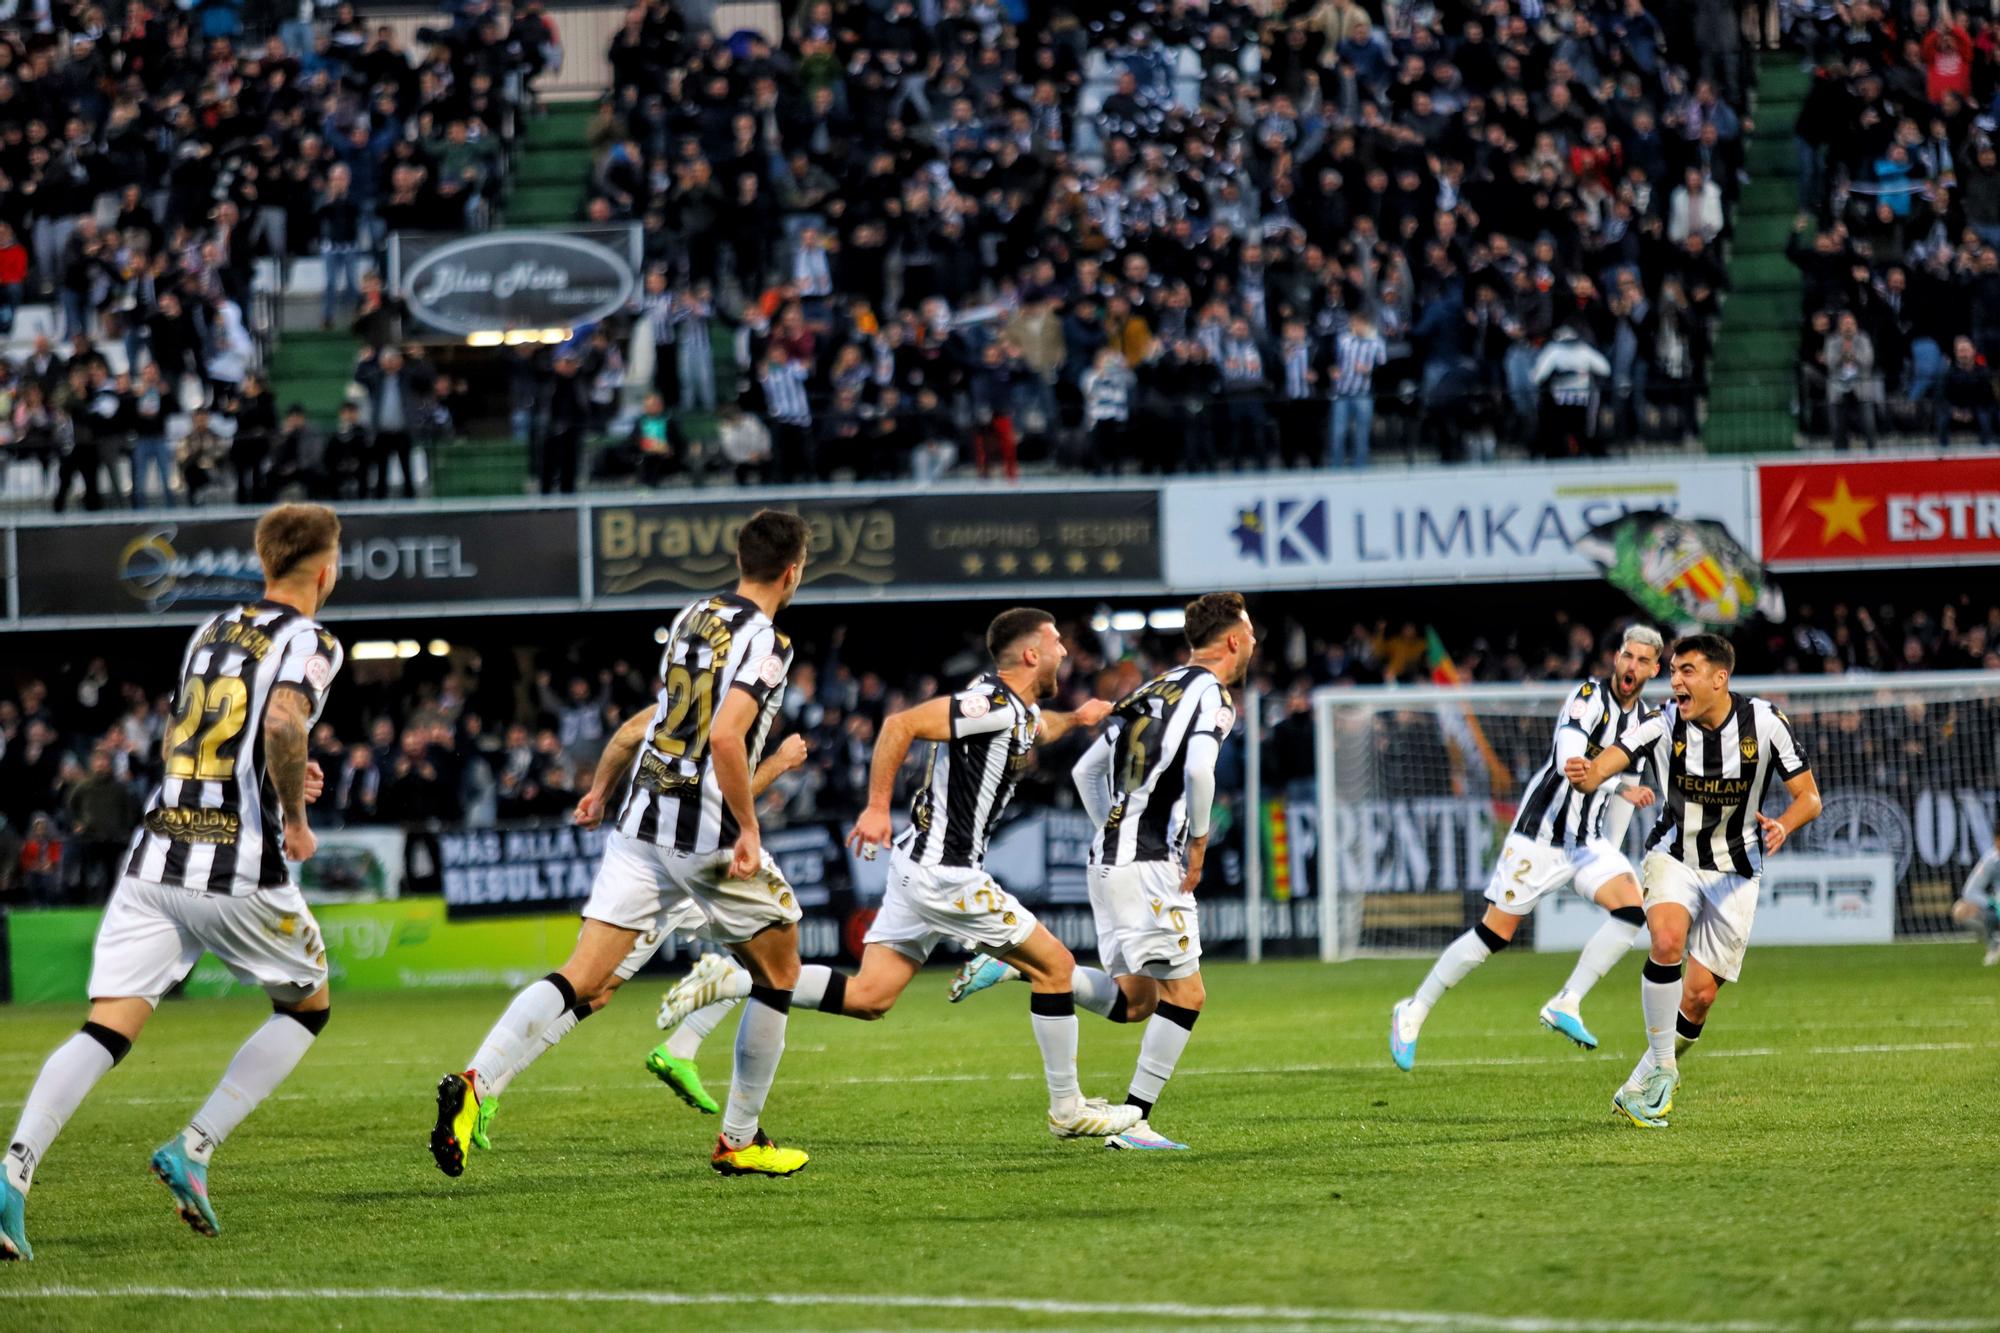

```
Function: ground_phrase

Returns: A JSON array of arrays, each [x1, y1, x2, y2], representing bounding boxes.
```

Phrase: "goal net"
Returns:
[[1286, 673, 1998, 961]]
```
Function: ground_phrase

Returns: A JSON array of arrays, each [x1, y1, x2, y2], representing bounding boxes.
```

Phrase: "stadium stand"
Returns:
[[0, 0, 1818, 506], [0, 0, 547, 507], [1779, 9, 2000, 450]]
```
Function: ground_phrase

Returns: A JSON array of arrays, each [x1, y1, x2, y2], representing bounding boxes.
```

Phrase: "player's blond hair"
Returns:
[[1621, 625, 1666, 656], [255, 504, 341, 582]]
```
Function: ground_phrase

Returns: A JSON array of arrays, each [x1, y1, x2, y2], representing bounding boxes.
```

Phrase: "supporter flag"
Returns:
[[1424, 627, 1513, 801], [1574, 510, 1784, 631]]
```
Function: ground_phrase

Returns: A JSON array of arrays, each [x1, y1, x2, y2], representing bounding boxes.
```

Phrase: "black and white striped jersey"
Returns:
[[895, 673, 1040, 870], [1511, 678, 1654, 849], [1088, 665, 1232, 867], [125, 600, 343, 895], [1611, 693, 1812, 877], [616, 592, 792, 855]]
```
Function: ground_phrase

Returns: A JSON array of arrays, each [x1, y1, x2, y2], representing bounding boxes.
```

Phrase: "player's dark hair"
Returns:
[[1672, 633, 1736, 673], [255, 503, 341, 582], [1185, 591, 1248, 649], [737, 509, 812, 582], [987, 607, 1055, 664]]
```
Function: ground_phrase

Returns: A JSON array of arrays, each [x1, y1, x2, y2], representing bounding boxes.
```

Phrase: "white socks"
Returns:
[[665, 995, 740, 1060], [1409, 928, 1496, 1028], [1560, 914, 1644, 1003], [469, 974, 574, 1101], [1128, 1003, 1199, 1115], [791, 965, 833, 1010], [1072, 967, 1121, 1019], [1029, 992, 1081, 1115], [1628, 1014, 1703, 1090], [487, 999, 592, 1098], [1640, 959, 1683, 1074], [721, 990, 790, 1150], [6, 1028, 122, 1195], [184, 1012, 320, 1165]]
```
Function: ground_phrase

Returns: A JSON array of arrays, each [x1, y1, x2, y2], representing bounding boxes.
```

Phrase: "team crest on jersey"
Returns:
[[1741, 738, 1758, 761], [958, 691, 990, 719], [757, 654, 786, 687]]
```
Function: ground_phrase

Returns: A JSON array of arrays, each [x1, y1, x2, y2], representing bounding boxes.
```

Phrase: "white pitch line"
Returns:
[[11, 1284, 1998, 1333]]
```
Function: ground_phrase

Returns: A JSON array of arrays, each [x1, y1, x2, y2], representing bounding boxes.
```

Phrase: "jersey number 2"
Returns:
[[653, 665, 717, 763], [164, 678, 249, 781]]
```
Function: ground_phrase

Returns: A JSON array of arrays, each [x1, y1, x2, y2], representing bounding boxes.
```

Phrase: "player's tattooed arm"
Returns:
[[575, 710, 654, 828], [847, 697, 952, 854], [1038, 698, 1113, 742], [752, 733, 810, 797], [266, 685, 317, 861], [266, 686, 312, 820]]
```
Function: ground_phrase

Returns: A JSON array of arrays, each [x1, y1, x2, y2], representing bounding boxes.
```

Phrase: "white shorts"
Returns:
[[582, 831, 800, 946], [1089, 862, 1201, 980], [89, 876, 328, 1006], [1483, 833, 1636, 915], [611, 900, 708, 981], [864, 853, 1037, 963], [1641, 852, 1759, 983]]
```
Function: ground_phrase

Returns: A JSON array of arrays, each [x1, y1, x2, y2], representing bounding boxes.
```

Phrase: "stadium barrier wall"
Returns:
[[5, 452, 1998, 628], [0, 903, 579, 1004]]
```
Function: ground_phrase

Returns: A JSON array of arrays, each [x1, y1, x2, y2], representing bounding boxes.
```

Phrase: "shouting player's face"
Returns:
[[1669, 650, 1729, 719], [1610, 639, 1660, 705], [1027, 622, 1066, 699]]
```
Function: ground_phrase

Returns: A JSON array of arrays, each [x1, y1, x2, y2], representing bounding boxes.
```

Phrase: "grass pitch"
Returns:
[[1, 944, 1996, 1332]]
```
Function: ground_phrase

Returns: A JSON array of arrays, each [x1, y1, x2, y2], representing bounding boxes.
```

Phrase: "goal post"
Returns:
[[1301, 672, 1999, 961]]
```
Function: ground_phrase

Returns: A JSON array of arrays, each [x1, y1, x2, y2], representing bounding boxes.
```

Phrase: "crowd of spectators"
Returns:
[[570, 0, 1758, 484], [1789, 1, 2000, 450], [6, 588, 1999, 905], [0, 0, 549, 507]]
